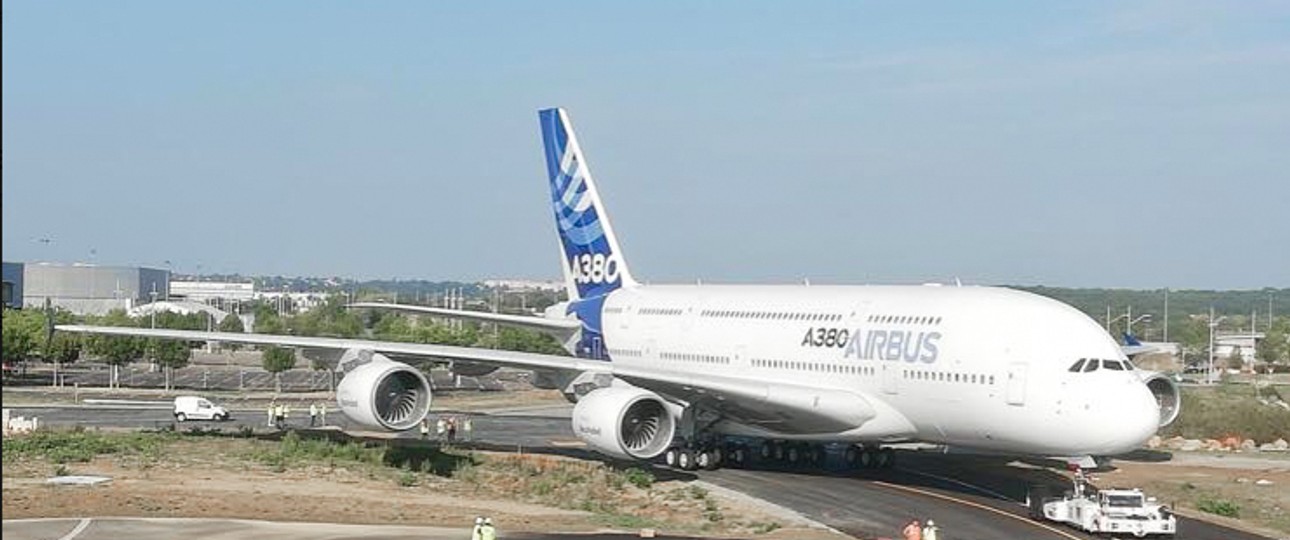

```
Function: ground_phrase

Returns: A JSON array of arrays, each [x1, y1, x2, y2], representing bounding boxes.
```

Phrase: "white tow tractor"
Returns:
[[1029, 470, 1176, 538]]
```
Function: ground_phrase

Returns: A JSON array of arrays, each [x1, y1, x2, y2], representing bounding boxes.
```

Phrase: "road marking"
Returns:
[[873, 481, 1084, 540], [57, 518, 91, 540], [895, 466, 1016, 502]]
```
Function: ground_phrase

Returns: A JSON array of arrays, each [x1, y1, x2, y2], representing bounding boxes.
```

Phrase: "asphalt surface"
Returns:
[[5, 403, 1280, 540], [1, 517, 712, 540]]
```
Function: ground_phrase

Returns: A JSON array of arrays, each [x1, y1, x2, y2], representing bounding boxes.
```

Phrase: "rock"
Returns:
[[1274, 439, 1289, 450], [1203, 439, 1224, 451], [1255, 479, 1274, 486], [1240, 439, 1257, 451], [1221, 436, 1241, 449], [1164, 436, 1187, 450], [1179, 439, 1204, 452], [1259, 443, 1281, 452], [1147, 435, 1163, 449]]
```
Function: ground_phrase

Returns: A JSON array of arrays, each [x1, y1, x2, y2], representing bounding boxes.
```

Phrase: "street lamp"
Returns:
[[1127, 313, 1152, 338], [1207, 307, 1227, 385]]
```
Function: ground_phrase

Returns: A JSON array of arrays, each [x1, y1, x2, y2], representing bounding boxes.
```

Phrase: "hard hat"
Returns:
[[475, 517, 484, 525], [927, 520, 935, 526], [484, 517, 493, 525]]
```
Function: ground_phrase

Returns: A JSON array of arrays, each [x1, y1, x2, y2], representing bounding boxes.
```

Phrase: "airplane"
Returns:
[[59, 107, 1180, 471]]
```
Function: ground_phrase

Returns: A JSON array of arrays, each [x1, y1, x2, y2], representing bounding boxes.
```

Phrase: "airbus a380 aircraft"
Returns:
[[61, 108, 1180, 471]]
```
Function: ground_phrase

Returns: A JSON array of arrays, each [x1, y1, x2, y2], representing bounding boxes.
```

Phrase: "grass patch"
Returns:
[[1197, 497, 1241, 518], [2, 427, 176, 464], [1160, 384, 1290, 443]]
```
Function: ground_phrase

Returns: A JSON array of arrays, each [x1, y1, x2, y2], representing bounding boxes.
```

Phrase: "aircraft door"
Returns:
[[881, 363, 899, 395], [1006, 362, 1028, 406]]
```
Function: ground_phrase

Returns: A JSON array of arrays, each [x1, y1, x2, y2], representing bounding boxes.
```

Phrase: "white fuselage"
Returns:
[[593, 284, 1160, 457]]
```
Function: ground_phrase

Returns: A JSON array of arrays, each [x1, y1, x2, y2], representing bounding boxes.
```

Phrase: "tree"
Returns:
[[1256, 319, 1289, 366], [43, 332, 82, 387], [2, 307, 44, 365], [218, 313, 245, 352], [1175, 317, 1209, 367], [262, 346, 297, 393], [149, 339, 193, 392], [85, 309, 144, 389]]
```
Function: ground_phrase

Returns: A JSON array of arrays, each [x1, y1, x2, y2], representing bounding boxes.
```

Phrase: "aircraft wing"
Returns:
[[56, 325, 591, 373], [347, 303, 581, 334], [1121, 333, 1161, 358], [58, 324, 881, 435]]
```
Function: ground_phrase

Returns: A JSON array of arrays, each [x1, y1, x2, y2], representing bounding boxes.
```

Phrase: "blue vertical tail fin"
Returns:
[[539, 108, 636, 302]]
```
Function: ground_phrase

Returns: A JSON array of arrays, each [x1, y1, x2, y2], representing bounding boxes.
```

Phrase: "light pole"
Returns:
[[1127, 311, 1152, 338], [1208, 307, 1227, 384]]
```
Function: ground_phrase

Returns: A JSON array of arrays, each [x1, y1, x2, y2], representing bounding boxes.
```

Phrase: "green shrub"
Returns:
[[623, 467, 654, 489], [397, 470, 418, 487], [1197, 497, 1240, 518]]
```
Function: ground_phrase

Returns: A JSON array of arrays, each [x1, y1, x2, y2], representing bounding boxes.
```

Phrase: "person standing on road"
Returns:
[[420, 418, 430, 439], [273, 403, 284, 429], [923, 519, 939, 540], [319, 402, 327, 425], [282, 404, 290, 427], [470, 516, 484, 540], [446, 416, 457, 444], [479, 517, 496, 540], [436, 416, 446, 441], [463, 416, 473, 442], [902, 519, 922, 540], [309, 403, 318, 427], [266, 402, 275, 427]]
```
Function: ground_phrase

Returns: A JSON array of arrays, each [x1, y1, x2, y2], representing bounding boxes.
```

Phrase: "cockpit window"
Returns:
[[1082, 360, 1099, 372], [1068, 359, 1087, 372], [1102, 359, 1125, 371]]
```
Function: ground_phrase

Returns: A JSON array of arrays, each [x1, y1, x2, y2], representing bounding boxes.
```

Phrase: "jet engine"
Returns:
[[336, 352, 432, 431], [571, 386, 676, 460], [1139, 371, 1181, 427]]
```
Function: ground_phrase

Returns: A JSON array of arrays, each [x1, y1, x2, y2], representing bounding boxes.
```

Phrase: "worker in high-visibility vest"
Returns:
[[923, 520, 939, 540], [419, 418, 430, 439], [479, 517, 496, 540], [309, 403, 318, 427], [319, 402, 327, 425], [266, 403, 275, 427]]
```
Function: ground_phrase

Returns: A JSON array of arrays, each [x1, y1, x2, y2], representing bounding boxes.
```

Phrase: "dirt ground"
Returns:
[[1, 436, 845, 540]]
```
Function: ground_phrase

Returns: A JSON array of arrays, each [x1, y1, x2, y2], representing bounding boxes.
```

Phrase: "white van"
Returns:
[[173, 396, 229, 422]]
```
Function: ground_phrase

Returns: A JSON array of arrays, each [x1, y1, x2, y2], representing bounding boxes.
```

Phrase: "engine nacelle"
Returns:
[[1139, 371, 1181, 427], [572, 386, 676, 460], [336, 352, 432, 431]]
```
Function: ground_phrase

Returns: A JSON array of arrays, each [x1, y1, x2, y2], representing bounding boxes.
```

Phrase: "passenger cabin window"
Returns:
[[1068, 359, 1086, 372]]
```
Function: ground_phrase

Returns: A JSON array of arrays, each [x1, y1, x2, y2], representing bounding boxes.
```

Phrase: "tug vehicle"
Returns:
[[1029, 470, 1176, 538]]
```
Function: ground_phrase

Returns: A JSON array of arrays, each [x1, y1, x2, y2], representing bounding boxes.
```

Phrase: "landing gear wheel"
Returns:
[[844, 446, 859, 468], [878, 447, 896, 469], [859, 447, 875, 469], [698, 450, 720, 471], [665, 448, 680, 468], [731, 446, 747, 467], [677, 449, 697, 471]]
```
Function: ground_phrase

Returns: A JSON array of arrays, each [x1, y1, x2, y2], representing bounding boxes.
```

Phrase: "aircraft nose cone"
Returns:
[[1112, 385, 1161, 453]]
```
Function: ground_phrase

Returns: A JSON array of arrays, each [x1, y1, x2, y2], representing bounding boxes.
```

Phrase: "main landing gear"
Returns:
[[661, 440, 896, 472]]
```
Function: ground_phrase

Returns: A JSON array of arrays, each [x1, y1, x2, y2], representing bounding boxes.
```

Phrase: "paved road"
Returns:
[[7, 404, 1278, 540], [1, 517, 710, 540]]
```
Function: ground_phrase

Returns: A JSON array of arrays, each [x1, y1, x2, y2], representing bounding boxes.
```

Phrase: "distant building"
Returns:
[[2, 262, 23, 308], [1215, 333, 1264, 365], [170, 280, 255, 313], [20, 262, 169, 316], [482, 279, 564, 292]]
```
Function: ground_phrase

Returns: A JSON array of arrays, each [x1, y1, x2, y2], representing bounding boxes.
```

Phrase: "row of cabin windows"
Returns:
[[868, 314, 942, 325], [639, 307, 684, 316], [1067, 358, 1129, 373], [906, 370, 994, 385], [751, 358, 877, 376], [660, 351, 730, 365], [701, 310, 842, 322], [608, 348, 643, 358]]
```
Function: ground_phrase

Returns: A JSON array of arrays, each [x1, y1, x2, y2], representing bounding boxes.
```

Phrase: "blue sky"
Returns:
[[4, 2, 1288, 288]]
